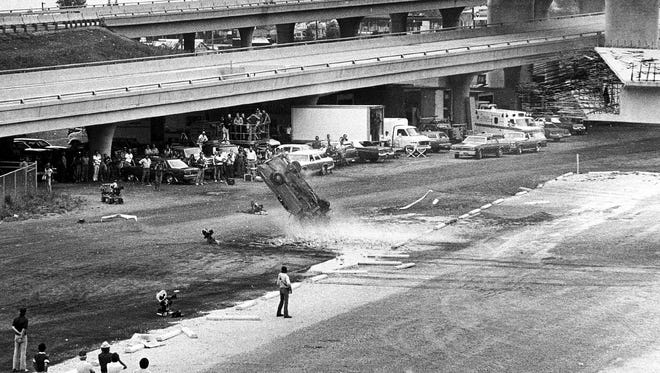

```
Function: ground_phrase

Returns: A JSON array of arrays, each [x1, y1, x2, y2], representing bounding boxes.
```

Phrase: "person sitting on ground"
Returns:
[[156, 290, 176, 317], [250, 201, 266, 215], [202, 229, 219, 245]]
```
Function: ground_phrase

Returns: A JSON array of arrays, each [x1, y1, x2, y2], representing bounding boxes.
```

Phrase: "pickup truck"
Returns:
[[451, 135, 504, 159], [493, 132, 542, 154]]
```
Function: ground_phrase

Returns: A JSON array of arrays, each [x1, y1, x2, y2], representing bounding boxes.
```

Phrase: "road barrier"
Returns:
[[0, 161, 38, 207]]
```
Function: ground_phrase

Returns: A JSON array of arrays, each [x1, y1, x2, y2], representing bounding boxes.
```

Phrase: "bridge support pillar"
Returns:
[[276, 23, 296, 44], [605, 0, 659, 48], [338, 17, 363, 38], [577, 0, 604, 13], [447, 74, 474, 125], [238, 26, 255, 47], [183, 32, 195, 52], [87, 123, 117, 157], [488, 0, 533, 24], [533, 0, 553, 19], [389, 13, 408, 33], [440, 7, 464, 28], [501, 66, 532, 110]]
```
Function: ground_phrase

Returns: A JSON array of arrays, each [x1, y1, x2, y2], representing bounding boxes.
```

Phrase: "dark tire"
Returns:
[[108, 198, 115, 205], [517, 146, 523, 155], [271, 172, 285, 185], [454, 153, 459, 159], [475, 149, 483, 160], [117, 198, 123, 204], [496, 148, 503, 158], [165, 174, 175, 184]]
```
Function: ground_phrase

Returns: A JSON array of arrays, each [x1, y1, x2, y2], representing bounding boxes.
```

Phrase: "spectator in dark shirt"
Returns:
[[12, 307, 28, 372], [33, 343, 49, 373]]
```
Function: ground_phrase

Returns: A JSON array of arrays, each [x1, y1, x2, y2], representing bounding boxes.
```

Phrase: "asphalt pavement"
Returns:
[[50, 171, 660, 373]]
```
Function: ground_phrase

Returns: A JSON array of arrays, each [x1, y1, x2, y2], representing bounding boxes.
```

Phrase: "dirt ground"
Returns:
[[2, 123, 660, 370]]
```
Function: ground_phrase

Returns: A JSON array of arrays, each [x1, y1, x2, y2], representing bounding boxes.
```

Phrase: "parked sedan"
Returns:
[[286, 150, 335, 175], [493, 132, 542, 154], [122, 157, 200, 184], [421, 131, 452, 152], [451, 135, 504, 159]]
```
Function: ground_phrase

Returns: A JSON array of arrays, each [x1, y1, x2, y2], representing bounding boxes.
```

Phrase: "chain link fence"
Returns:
[[0, 161, 38, 206]]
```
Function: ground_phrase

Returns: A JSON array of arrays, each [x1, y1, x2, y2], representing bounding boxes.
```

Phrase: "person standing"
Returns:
[[276, 266, 292, 318], [75, 351, 95, 373], [153, 160, 164, 191], [195, 153, 206, 185], [92, 151, 102, 182], [245, 146, 257, 177], [97, 341, 112, 373], [139, 156, 151, 186], [44, 163, 54, 194], [197, 131, 208, 148], [12, 307, 29, 373], [106, 353, 126, 373], [81, 152, 90, 182], [33, 343, 49, 373]]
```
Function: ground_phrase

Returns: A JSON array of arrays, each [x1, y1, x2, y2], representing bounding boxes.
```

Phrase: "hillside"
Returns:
[[0, 27, 180, 71]]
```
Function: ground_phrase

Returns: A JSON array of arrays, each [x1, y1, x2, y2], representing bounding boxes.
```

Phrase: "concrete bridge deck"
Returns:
[[0, 14, 604, 136], [0, 0, 481, 37]]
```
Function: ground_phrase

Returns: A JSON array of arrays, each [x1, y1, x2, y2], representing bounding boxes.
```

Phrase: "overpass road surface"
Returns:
[[0, 14, 604, 135]]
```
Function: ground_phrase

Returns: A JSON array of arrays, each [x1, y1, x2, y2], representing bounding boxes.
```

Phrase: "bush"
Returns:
[[0, 191, 84, 221]]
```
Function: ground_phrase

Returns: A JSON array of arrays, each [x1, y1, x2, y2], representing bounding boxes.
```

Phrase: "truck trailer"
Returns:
[[291, 105, 384, 143]]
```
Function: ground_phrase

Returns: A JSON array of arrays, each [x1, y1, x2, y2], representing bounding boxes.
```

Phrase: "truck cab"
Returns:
[[384, 118, 431, 153]]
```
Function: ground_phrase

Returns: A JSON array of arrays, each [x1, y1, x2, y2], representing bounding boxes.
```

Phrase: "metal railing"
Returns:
[[0, 11, 604, 75], [0, 31, 602, 108], [0, 161, 38, 207], [630, 62, 660, 82]]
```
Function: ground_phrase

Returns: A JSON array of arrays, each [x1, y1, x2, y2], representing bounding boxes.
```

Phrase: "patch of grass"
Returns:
[[0, 27, 179, 71], [0, 191, 85, 220]]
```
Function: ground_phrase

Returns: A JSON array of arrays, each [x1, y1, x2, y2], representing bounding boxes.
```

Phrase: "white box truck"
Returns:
[[291, 105, 384, 143]]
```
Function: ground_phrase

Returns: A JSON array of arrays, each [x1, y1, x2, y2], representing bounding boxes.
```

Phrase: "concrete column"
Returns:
[[440, 7, 464, 28], [87, 123, 117, 157], [447, 74, 474, 124], [390, 13, 408, 33], [533, 0, 553, 19], [338, 17, 363, 38], [488, 0, 533, 24], [238, 26, 255, 47], [183, 32, 195, 52], [276, 23, 295, 44], [503, 66, 523, 110], [605, 0, 659, 48], [577, 0, 604, 13]]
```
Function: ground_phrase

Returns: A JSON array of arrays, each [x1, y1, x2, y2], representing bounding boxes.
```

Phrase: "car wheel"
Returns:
[[517, 146, 523, 155], [101, 196, 107, 203], [117, 198, 123, 204], [165, 174, 175, 184], [271, 172, 285, 185], [287, 161, 302, 173], [454, 153, 459, 159], [535, 144, 541, 153], [496, 148, 503, 158], [475, 150, 483, 159]]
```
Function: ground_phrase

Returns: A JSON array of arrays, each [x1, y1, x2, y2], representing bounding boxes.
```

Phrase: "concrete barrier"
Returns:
[[357, 260, 403, 266], [156, 328, 182, 342], [181, 327, 198, 339], [308, 274, 328, 283]]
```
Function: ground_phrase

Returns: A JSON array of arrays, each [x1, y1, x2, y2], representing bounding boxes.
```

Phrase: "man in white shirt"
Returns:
[[139, 156, 151, 185], [197, 131, 208, 148], [276, 266, 292, 318], [92, 151, 102, 182]]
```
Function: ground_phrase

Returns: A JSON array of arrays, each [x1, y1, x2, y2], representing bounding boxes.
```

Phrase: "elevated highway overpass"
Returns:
[[0, 0, 481, 39], [0, 14, 604, 152]]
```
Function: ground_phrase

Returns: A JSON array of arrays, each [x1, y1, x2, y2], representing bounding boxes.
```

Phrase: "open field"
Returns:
[[2, 124, 660, 370]]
